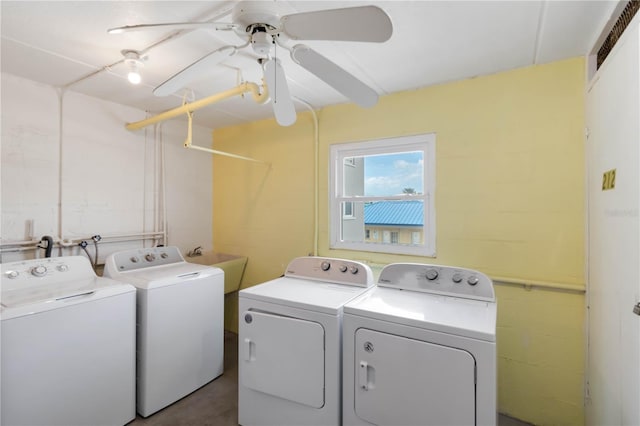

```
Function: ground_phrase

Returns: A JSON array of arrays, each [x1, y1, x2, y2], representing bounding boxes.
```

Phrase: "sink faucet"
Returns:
[[187, 246, 203, 257]]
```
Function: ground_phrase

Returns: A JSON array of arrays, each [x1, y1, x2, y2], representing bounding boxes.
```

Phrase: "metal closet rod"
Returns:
[[125, 82, 271, 166]]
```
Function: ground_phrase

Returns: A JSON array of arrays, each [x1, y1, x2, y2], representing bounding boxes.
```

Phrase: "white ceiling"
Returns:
[[1, 1, 621, 129]]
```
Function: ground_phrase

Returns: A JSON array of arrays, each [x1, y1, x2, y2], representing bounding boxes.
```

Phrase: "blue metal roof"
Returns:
[[364, 200, 424, 226]]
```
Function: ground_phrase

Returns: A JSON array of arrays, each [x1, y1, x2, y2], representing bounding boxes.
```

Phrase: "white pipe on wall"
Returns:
[[160, 122, 168, 247], [292, 97, 319, 256], [56, 88, 66, 256], [0, 232, 165, 253]]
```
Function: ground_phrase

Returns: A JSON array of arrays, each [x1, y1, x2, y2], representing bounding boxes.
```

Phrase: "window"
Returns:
[[391, 232, 399, 244], [330, 133, 436, 256]]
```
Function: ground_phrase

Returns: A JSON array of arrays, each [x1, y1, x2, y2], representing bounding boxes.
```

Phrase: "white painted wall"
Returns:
[[1, 73, 213, 264]]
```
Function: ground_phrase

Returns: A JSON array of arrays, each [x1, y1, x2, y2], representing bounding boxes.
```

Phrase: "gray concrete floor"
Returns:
[[128, 332, 532, 426]]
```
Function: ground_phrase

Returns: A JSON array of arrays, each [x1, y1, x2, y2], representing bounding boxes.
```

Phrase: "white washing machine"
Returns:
[[238, 256, 375, 426], [1, 256, 136, 426], [343, 263, 497, 426], [103, 246, 224, 417]]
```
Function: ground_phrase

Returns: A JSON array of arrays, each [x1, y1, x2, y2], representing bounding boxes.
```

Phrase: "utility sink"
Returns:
[[186, 252, 247, 294]]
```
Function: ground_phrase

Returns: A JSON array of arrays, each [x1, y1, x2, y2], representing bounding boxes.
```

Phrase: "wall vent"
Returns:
[[597, 1, 639, 69]]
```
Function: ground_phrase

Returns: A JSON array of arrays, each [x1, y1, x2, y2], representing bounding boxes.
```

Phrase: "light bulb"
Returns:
[[122, 50, 144, 85], [127, 70, 141, 85]]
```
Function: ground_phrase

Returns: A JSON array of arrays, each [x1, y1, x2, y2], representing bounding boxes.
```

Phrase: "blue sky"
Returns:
[[364, 152, 424, 196]]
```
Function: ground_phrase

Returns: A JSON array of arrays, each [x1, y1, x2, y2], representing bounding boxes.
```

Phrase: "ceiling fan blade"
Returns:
[[153, 46, 237, 97], [263, 58, 296, 127], [281, 5, 392, 42], [108, 22, 237, 34], [291, 45, 378, 108]]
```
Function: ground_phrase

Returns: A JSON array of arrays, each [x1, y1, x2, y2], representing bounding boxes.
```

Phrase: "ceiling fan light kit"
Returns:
[[110, 2, 393, 125], [122, 49, 144, 85]]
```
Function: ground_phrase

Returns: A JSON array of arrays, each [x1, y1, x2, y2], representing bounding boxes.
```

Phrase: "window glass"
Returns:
[[344, 152, 424, 197], [330, 134, 436, 256]]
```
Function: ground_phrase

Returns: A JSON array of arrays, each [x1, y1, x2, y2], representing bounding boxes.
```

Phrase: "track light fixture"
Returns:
[[122, 50, 144, 85]]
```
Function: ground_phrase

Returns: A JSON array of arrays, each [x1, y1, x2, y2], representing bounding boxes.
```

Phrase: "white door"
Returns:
[[585, 18, 640, 425], [353, 328, 475, 425], [239, 310, 325, 408]]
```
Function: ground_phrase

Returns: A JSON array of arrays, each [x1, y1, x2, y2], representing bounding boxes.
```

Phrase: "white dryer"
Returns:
[[104, 246, 225, 417], [238, 256, 375, 426], [1, 256, 136, 426], [342, 263, 497, 426]]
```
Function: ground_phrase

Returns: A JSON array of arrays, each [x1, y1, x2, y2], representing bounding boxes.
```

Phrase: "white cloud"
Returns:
[[364, 154, 424, 196]]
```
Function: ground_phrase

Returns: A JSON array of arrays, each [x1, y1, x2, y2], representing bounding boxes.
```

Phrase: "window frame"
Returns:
[[329, 133, 436, 257]]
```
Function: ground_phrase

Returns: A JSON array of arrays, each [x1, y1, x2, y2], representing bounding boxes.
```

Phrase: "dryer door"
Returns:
[[240, 310, 325, 408], [354, 328, 475, 425]]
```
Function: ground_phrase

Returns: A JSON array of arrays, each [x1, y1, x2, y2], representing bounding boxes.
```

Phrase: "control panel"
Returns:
[[108, 246, 184, 272], [284, 256, 374, 287], [378, 263, 495, 302], [1, 256, 95, 291]]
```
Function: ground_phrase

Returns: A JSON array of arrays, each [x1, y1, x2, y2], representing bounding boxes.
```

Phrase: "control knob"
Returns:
[[320, 261, 331, 271], [425, 269, 438, 280], [145, 253, 156, 262], [56, 264, 69, 272], [6, 270, 19, 279], [31, 265, 47, 277], [349, 265, 359, 274], [339, 265, 348, 273], [452, 273, 463, 283], [160, 252, 168, 259], [467, 276, 479, 286]]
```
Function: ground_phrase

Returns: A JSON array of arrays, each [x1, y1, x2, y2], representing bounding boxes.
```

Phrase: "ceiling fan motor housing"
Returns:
[[233, 2, 281, 34]]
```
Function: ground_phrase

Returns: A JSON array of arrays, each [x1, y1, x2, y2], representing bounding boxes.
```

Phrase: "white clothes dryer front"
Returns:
[[343, 263, 497, 426], [238, 256, 374, 426], [104, 246, 224, 417], [1, 256, 136, 426]]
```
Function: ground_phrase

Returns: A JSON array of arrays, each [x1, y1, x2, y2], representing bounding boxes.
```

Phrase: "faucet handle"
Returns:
[[188, 246, 203, 257]]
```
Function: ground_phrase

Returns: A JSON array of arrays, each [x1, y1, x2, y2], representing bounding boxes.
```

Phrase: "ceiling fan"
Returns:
[[108, 1, 393, 126]]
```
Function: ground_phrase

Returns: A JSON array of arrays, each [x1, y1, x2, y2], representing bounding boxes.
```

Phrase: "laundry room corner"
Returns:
[[212, 57, 587, 425]]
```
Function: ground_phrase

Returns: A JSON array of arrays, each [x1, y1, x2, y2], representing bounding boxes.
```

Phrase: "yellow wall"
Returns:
[[213, 57, 585, 424], [212, 115, 317, 282]]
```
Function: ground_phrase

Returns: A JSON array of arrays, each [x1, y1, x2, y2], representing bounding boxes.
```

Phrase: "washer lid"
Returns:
[[1, 276, 133, 309], [240, 276, 374, 315], [1, 256, 135, 313], [104, 261, 223, 289], [344, 286, 497, 342]]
